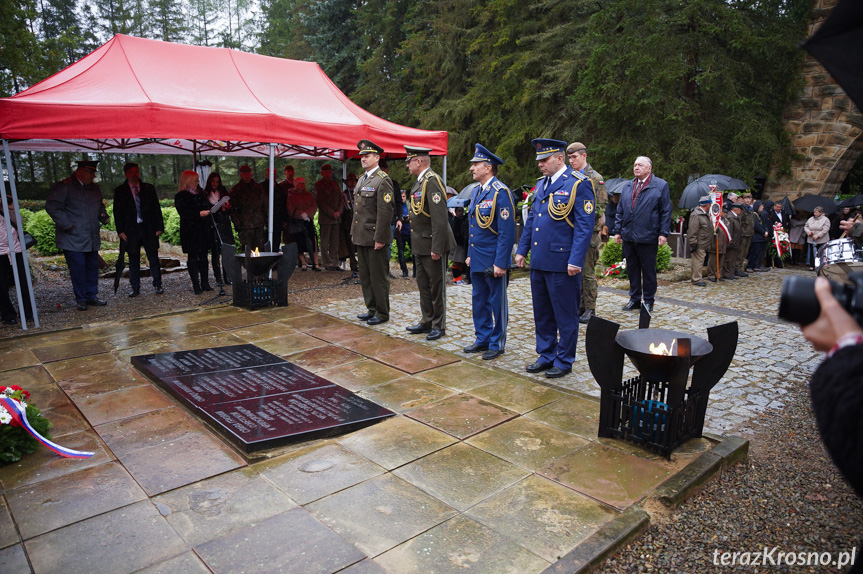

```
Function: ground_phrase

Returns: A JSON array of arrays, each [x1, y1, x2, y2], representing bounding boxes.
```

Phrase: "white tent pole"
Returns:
[[1, 139, 38, 329], [268, 144, 275, 250], [442, 156, 447, 185]]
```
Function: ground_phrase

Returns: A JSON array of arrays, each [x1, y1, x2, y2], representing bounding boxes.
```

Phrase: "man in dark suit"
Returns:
[[613, 156, 672, 315], [515, 138, 595, 379], [113, 162, 165, 297]]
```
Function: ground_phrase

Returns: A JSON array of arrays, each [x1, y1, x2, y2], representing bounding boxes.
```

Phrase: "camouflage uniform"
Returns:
[[579, 164, 607, 320]]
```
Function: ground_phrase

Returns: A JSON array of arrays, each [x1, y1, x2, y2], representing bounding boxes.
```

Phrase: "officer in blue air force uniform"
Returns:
[[463, 144, 516, 361], [515, 138, 596, 379]]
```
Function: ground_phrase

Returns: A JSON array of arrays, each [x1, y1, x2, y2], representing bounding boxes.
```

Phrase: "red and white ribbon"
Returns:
[[0, 398, 94, 459]]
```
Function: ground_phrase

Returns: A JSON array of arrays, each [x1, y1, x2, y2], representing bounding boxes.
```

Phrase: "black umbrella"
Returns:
[[838, 194, 863, 208], [113, 237, 127, 294], [792, 194, 838, 215], [604, 178, 628, 196], [678, 174, 749, 209], [802, 0, 863, 113]]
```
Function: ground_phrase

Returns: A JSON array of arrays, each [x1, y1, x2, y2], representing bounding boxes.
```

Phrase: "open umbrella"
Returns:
[[678, 174, 750, 209], [448, 182, 479, 208], [792, 194, 838, 215], [604, 178, 628, 196], [838, 194, 863, 208], [113, 238, 127, 294], [802, 0, 863, 112]]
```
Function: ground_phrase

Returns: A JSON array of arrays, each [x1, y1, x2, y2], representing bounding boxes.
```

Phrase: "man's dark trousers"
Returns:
[[127, 223, 162, 291], [623, 241, 658, 304], [64, 250, 100, 303]]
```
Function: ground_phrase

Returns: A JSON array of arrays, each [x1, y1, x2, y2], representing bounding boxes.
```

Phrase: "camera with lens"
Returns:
[[778, 272, 863, 326]]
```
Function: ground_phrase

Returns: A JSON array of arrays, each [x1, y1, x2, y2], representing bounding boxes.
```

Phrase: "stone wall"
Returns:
[[766, 0, 863, 201]]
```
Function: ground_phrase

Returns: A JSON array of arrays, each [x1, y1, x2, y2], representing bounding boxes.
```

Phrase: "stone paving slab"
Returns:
[[0, 266, 818, 572]]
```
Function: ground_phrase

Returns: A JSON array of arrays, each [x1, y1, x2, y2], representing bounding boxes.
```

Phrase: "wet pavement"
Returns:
[[0, 265, 816, 573]]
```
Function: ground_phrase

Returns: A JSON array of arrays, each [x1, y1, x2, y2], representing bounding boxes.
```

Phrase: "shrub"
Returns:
[[162, 207, 180, 245], [103, 201, 116, 231], [24, 210, 58, 256], [18, 208, 33, 232], [599, 241, 673, 272], [600, 240, 623, 267]]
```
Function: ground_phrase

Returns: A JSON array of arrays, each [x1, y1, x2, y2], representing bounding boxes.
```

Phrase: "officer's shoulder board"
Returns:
[[377, 170, 389, 179], [491, 180, 507, 192], [571, 170, 588, 181]]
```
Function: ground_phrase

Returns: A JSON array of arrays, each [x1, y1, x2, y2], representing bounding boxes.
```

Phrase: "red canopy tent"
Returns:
[[0, 35, 448, 329], [0, 34, 447, 159]]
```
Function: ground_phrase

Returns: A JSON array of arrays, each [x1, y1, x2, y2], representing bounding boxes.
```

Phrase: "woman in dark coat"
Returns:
[[204, 172, 233, 285], [174, 170, 212, 294]]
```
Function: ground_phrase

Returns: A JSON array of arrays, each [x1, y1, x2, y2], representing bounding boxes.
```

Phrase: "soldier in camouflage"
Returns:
[[567, 143, 607, 324]]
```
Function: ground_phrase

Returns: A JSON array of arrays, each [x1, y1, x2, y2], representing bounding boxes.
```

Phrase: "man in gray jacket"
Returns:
[[46, 160, 110, 310]]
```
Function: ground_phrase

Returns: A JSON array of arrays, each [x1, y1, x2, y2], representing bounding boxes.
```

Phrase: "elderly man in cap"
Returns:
[[46, 160, 110, 310], [404, 146, 455, 341], [614, 156, 672, 315], [352, 140, 395, 325], [515, 138, 595, 379], [315, 164, 343, 271], [567, 142, 607, 324], [687, 195, 713, 287], [463, 143, 515, 360], [230, 164, 267, 250], [113, 162, 165, 297]]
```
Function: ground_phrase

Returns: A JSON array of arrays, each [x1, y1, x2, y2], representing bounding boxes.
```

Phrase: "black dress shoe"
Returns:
[[482, 349, 504, 360], [692, 281, 706, 287], [367, 316, 388, 325], [643, 302, 654, 315], [526, 360, 552, 373], [76, 301, 88, 311], [406, 323, 431, 334], [579, 309, 594, 324], [463, 343, 489, 353], [87, 299, 107, 306], [621, 300, 641, 311], [357, 312, 374, 321], [426, 329, 444, 341], [128, 289, 140, 298], [2, 317, 17, 324], [155, 286, 164, 294], [546, 366, 572, 379]]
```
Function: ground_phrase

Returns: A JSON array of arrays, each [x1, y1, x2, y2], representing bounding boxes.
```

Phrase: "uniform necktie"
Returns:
[[543, 177, 550, 192], [132, 185, 142, 223]]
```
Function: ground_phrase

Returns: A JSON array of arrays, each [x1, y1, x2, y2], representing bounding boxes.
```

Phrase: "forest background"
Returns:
[[3, 0, 844, 201]]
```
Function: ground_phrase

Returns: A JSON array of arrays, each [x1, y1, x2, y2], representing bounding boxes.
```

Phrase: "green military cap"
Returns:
[[358, 140, 384, 155], [404, 145, 432, 159]]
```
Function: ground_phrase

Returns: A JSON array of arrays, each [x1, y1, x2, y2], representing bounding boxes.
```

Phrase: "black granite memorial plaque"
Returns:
[[157, 363, 335, 408], [131, 344, 285, 379], [202, 386, 394, 451], [131, 344, 395, 452]]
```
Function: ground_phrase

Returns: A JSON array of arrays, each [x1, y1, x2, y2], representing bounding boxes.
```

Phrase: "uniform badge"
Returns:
[[432, 192, 441, 204], [501, 208, 510, 220], [584, 200, 594, 214], [384, 193, 392, 203]]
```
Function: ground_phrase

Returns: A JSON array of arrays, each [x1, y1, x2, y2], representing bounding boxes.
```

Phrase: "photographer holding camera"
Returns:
[[791, 276, 863, 500]]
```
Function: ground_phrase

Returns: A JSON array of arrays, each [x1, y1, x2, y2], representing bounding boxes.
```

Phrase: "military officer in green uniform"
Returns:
[[351, 140, 395, 325], [567, 142, 607, 324], [404, 146, 456, 341]]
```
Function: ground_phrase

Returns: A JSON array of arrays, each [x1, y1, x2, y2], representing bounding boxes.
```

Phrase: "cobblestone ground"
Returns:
[[317, 266, 821, 436]]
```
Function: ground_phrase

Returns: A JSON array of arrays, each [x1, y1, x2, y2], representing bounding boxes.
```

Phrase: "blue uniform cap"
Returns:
[[470, 143, 504, 166], [531, 138, 567, 160], [699, 195, 711, 205]]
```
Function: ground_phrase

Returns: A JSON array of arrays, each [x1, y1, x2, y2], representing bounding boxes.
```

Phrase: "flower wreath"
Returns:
[[604, 260, 628, 278], [1, 385, 52, 463]]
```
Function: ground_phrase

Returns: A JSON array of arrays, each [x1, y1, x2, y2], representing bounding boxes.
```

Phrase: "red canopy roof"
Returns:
[[0, 35, 447, 159]]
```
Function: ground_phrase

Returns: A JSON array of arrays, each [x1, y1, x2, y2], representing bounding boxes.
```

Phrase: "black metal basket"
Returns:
[[600, 375, 702, 459], [233, 278, 287, 310]]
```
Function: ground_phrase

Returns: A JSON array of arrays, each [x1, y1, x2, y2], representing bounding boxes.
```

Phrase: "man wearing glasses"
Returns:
[[352, 140, 395, 325], [404, 146, 455, 341]]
